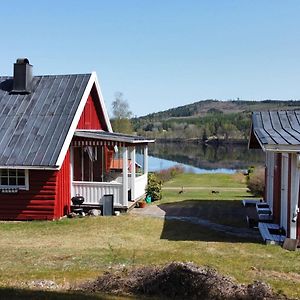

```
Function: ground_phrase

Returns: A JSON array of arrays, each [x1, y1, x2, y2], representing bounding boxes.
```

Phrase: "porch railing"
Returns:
[[72, 181, 124, 206], [134, 174, 147, 199], [72, 174, 147, 208]]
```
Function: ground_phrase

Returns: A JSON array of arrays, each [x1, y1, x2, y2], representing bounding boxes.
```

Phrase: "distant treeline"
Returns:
[[132, 99, 300, 142]]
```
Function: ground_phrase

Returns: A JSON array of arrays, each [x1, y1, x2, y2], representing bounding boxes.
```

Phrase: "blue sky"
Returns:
[[1, 1, 300, 116]]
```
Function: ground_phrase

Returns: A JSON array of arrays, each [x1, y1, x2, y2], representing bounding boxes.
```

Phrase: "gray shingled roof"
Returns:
[[0, 74, 91, 168], [74, 130, 155, 144], [250, 110, 300, 151]]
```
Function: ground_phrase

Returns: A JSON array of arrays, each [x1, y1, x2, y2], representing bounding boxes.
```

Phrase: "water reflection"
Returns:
[[148, 155, 237, 174], [148, 141, 264, 171]]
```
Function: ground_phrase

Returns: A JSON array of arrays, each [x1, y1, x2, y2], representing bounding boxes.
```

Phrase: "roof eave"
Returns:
[[74, 130, 155, 144], [0, 165, 59, 170], [248, 124, 266, 151], [264, 144, 300, 153]]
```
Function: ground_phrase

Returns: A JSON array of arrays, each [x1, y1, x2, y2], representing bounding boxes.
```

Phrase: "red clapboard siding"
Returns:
[[0, 170, 57, 220], [77, 85, 106, 130], [55, 150, 71, 219]]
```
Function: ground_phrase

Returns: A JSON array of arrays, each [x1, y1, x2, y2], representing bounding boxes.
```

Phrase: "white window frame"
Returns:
[[0, 169, 29, 191]]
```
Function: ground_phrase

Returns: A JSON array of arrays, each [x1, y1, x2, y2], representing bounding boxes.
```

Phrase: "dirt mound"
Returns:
[[80, 262, 288, 299]]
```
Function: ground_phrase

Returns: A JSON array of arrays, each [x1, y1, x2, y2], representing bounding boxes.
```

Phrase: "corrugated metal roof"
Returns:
[[250, 110, 300, 151], [0, 74, 91, 168], [74, 130, 155, 144]]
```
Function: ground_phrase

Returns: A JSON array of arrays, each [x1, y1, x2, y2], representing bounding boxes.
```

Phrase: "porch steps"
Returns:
[[258, 222, 286, 245], [242, 199, 262, 207]]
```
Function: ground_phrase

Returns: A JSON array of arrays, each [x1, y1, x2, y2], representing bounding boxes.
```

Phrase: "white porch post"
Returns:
[[122, 147, 128, 207], [144, 145, 148, 175], [266, 151, 274, 210], [70, 146, 74, 197], [281, 153, 288, 231], [290, 153, 300, 239], [130, 146, 136, 201]]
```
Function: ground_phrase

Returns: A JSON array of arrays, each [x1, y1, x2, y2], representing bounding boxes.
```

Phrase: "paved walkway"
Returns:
[[131, 205, 260, 240]]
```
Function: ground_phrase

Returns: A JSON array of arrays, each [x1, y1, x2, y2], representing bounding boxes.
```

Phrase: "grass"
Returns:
[[157, 172, 256, 227], [0, 173, 299, 298], [162, 172, 246, 188]]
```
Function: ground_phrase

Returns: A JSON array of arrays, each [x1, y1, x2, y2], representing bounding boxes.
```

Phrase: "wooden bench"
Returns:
[[258, 222, 286, 245]]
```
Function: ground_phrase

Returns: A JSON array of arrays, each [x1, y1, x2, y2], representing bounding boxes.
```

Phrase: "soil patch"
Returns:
[[79, 262, 288, 299]]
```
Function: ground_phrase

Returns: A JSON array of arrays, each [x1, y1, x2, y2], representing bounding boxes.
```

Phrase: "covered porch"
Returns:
[[70, 130, 154, 210]]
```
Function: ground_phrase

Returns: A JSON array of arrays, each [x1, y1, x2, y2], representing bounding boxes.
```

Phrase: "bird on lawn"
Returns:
[[178, 186, 184, 194], [211, 190, 219, 194]]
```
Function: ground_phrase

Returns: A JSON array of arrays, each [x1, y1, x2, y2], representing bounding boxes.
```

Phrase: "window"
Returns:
[[0, 169, 29, 190]]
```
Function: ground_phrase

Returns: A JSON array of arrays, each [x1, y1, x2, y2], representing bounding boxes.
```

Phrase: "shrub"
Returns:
[[156, 165, 184, 183], [247, 167, 265, 197], [146, 173, 162, 201]]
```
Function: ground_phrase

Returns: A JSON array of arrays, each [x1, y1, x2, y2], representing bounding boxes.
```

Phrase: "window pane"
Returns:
[[18, 177, 25, 185], [1, 170, 8, 177], [1, 177, 8, 185], [17, 170, 25, 177], [9, 177, 16, 185], [0, 169, 26, 187], [9, 169, 16, 177]]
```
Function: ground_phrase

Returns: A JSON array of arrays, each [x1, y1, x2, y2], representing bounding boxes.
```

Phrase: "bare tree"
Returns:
[[111, 92, 133, 134]]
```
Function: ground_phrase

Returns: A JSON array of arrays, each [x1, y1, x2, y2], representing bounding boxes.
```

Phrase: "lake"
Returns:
[[148, 141, 264, 174]]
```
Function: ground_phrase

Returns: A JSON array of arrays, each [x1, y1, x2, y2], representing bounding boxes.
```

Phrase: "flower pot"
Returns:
[[139, 202, 146, 208]]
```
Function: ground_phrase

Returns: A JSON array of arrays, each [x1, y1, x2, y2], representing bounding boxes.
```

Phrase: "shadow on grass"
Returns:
[[0, 287, 139, 300], [158, 199, 260, 243]]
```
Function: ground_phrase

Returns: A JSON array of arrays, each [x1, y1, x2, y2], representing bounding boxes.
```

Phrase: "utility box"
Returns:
[[102, 194, 114, 216]]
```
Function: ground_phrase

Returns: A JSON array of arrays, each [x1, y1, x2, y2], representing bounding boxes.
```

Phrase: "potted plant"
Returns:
[[138, 200, 147, 208]]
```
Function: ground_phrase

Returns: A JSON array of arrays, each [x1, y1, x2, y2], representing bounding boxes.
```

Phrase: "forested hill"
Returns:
[[132, 100, 300, 142]]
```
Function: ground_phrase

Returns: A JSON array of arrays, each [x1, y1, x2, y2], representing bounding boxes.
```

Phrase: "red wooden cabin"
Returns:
[[0, 58, 153, 220]]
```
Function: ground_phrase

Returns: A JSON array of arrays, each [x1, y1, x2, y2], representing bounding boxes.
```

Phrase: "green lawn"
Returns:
[[163, 172, 247, 188], [0, 173, 299, 299]]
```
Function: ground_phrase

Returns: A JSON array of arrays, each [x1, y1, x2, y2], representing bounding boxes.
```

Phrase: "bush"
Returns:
[[156, 165, 184, 183], [247, 167, 265, 197], [146, 173, 162, 201]]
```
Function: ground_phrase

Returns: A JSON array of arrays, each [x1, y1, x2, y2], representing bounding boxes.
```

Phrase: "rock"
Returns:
[[88, 209, 101, 216], [67, 212, 77, 218], [27, 280, 59, 290]]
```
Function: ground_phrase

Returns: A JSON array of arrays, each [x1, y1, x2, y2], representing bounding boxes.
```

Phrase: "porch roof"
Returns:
[[249, 110, 300, 152], [74, 130, 155, 145]]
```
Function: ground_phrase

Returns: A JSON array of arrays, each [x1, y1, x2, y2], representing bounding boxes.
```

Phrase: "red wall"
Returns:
[[0, 170, 57, 220], [77, 85, 106, 130], [55, 150, 71, 219], [0, 152, 70, 220]]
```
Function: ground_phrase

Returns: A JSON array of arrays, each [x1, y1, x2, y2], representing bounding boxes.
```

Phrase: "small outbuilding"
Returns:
[[249, 110, 300, 241], [0, 58, 154, 220]]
